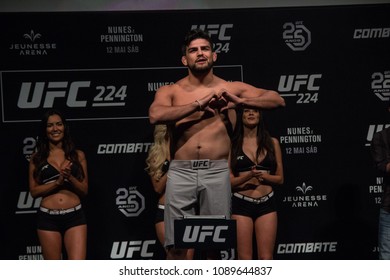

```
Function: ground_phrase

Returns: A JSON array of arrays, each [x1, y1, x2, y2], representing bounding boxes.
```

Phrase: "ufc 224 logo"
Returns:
[[372, 71, 390, 101], [278, 74, 322, 103], [17, 81, 127, 108], [283, 22, 311, 51], [191, 24, 233, 53], [183, 225, 228, 243]]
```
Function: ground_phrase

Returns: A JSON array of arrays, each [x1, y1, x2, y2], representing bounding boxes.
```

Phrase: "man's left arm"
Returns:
[[223, 82, 285, 109]]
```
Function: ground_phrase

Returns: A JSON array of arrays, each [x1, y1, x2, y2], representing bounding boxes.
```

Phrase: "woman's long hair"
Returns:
[[32, 109, 84, 181], [145, 124, 170, 180], [231, 108, 275, 176]]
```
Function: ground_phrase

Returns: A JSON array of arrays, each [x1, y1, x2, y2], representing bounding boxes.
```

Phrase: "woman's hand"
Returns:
[[60, 160, 73, 182], [250, 166, 269, 183]]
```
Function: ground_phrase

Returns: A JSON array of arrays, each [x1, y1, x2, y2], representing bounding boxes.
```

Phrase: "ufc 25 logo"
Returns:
[[283, 22, 311, 51], [110, 240, 155, 259], [372, 72, 390, 101], [17, 81, 90, 108], [183, 225, 228, 243], [116, 187, 145, 217]]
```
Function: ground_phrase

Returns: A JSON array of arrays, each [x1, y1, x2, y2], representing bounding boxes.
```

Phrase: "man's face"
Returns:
[[182, 38, 216, 74]]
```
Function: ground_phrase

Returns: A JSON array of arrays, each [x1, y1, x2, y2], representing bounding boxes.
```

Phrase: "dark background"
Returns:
[[1, 4, 389, 259]]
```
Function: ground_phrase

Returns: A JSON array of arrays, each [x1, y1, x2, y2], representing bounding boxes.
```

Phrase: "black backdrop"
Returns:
[[1, 4, 389, 259]]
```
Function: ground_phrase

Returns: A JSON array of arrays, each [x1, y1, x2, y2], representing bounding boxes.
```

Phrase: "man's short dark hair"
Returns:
[[181, 28, 213, 56]]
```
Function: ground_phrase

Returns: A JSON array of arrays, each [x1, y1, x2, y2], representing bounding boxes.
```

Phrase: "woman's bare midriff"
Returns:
[[41, 190, 81, 209], [237, 172, 273, 197]]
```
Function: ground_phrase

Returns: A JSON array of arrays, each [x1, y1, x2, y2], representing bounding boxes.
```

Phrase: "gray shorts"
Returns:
[[164, 159, 231, 247]]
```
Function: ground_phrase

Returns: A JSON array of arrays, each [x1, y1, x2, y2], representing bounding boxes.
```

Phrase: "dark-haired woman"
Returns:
[[230, 108, 283, 260], [29, 109, 88, 259]]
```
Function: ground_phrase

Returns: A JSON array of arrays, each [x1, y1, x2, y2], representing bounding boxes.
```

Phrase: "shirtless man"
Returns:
[[149, 29, 285, 259]]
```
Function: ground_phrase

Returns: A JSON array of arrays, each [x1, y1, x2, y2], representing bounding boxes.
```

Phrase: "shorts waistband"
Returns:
[[233, 191, 274, 204], [39, 204, 82, 215], [170, 159, 228, 170]]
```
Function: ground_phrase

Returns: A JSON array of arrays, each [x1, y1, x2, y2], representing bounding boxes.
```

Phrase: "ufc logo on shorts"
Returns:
[[183, 225, 228, 243], [191, 159, 210, 169]]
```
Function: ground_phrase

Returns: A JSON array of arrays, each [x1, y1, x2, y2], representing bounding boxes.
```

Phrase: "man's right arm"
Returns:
[[149, 87, 199, 124]]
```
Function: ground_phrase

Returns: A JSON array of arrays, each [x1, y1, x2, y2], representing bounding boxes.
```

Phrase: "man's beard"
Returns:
[[188, 60, 213, 74]]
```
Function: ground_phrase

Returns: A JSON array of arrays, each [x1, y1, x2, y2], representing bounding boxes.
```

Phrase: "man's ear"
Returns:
[[212, 52, 217, 62], [181, 56, 187, 66]]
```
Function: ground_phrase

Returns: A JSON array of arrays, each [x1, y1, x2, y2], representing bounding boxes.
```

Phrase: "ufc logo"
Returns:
[[191, 24, 233, 41], [17, 81, 90, 108], [278, 74, 322, 92], [191, 159, 210, 169], [110, 240, 155, 259], [183, 225, 228, 243]]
